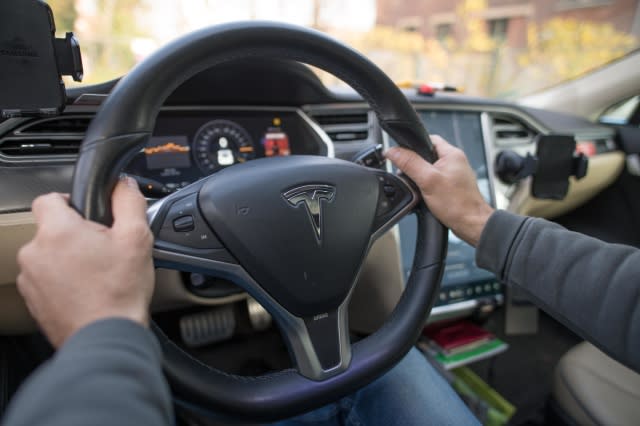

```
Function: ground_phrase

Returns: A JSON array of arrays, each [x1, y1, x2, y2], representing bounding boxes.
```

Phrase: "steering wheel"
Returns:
[[70, 22, 447, 422]]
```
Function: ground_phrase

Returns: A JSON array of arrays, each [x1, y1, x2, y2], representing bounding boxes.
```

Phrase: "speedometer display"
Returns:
[[193, 120, 256, 173]]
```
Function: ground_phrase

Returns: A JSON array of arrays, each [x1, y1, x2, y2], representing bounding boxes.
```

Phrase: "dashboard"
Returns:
[[124, 108, 329, 197], [0, 59, 625, 333]]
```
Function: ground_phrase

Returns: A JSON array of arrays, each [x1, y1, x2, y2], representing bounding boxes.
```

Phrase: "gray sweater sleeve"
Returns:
[[2, 318, 173, 426], [476, 210, 640, 372]]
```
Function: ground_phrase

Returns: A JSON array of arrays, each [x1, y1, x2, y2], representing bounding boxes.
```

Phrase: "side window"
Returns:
[[599, 96, 640, 125]]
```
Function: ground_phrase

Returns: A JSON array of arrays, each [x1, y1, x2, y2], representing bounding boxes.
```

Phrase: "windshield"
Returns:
[[48, 0, 639, 99]]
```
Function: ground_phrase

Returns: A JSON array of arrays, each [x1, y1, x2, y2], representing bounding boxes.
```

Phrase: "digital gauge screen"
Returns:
[[123, 110, 325, 197], [144, 136, 191, 170]]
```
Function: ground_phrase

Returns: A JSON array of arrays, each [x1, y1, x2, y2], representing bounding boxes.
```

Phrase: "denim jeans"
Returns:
[[271, 348, 480, 426]]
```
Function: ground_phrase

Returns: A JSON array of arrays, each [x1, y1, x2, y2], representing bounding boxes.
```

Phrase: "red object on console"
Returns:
[[423, 320, 494, 352]]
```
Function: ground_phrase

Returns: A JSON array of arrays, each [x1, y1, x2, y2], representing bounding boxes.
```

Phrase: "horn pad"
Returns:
[[198, 156, 379, 317]]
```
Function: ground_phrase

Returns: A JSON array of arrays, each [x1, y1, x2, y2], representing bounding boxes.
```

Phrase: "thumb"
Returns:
[[385, 147, 435, 185], [111, 177, 148, 230]]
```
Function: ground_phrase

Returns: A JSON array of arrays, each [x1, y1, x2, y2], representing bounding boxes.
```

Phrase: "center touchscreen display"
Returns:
[[395, 111, 496, 303]]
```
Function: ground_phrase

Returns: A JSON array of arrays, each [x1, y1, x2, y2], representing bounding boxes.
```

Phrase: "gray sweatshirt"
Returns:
[[2, 210, 638, 424], [1, 318, 174, 426], [477, 210, 639, 373]]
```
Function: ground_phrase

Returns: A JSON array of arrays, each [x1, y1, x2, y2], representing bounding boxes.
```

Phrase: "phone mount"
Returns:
[[0, 0, 83, 118], [495, 134, 589, 200]]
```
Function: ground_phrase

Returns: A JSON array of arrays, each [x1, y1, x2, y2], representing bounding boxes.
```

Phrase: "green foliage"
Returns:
[[46, 0, 77, 31], [56, 0, 150, 83], [519, 18, 637, 83]]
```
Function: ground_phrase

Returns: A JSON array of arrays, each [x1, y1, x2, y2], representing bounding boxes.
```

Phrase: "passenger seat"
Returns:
[[551, 342, 640, 426]]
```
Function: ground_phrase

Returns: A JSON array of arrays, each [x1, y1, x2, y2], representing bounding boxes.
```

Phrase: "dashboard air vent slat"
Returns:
[[496, 129, 530, 139], [313, 113, 368, 126], [18, 116, 91, 135], [0, 137, 83, 156]]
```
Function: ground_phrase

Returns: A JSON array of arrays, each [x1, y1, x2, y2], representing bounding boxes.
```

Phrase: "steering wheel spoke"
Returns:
[[153, 239, 352, 381], [148, 185, 352, 380], [286, 304, 352, 380], [147, 185, 238, 271]]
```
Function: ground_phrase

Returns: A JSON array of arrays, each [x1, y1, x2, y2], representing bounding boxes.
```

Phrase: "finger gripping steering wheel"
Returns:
[[70, 22, 447, 422]]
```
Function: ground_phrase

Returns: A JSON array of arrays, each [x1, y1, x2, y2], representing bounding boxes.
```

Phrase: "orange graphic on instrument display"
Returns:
[[143, 142, 191, 155]]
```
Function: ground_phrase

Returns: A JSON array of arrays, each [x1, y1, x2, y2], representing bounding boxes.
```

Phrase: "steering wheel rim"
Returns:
[[70, 22, 447, 422]]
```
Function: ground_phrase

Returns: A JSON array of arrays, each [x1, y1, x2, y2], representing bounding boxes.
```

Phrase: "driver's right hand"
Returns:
[[386, 135, 494, 247]]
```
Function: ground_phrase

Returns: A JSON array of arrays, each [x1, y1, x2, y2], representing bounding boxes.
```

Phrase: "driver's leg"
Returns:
[[271, 347, 479, 426], [345, 347, 479, 425]]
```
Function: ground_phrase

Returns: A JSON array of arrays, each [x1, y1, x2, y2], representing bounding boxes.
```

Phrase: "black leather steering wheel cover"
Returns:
[[69, 22, 448, 421]]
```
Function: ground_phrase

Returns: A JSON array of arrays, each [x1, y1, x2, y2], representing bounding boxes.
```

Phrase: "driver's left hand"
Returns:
[[16, 177, 155, 348]]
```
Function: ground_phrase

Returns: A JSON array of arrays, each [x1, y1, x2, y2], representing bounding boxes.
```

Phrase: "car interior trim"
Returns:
[[0, 212, 34, 288], [480, 112, 499, 207], [295, 108, 336, 159]]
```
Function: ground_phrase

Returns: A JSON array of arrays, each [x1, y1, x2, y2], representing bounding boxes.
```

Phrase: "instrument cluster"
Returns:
[[125, 109, 325, 197]]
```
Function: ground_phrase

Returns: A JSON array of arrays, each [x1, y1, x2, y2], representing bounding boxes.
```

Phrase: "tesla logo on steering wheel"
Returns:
[[283, 184, 336, 243]]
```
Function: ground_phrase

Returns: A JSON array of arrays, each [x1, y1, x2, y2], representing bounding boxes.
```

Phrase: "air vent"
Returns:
[[492, 115, 535, 148], [310, 110, 371, 145], [0, 137, 82, 156], [17, 116, 91, 135], [310, 110, 371, 143], [314, 113, 369, 126], [0, 115, 91, 160], [307, 109, 374, 160]]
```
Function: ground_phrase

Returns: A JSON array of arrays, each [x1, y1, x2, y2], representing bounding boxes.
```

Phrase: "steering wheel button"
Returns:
[[383, 184, 397, 198], [167, 197, 197, 220], [377, 198, 392, 215], [173, 215, 195, 232], [158, 224, 222, 249], [156, 193, 223, 249], [186, 229, 221, 249]]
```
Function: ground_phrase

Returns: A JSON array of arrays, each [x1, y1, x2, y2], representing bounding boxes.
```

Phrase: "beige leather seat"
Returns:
[[553, 342, 640, 426]]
